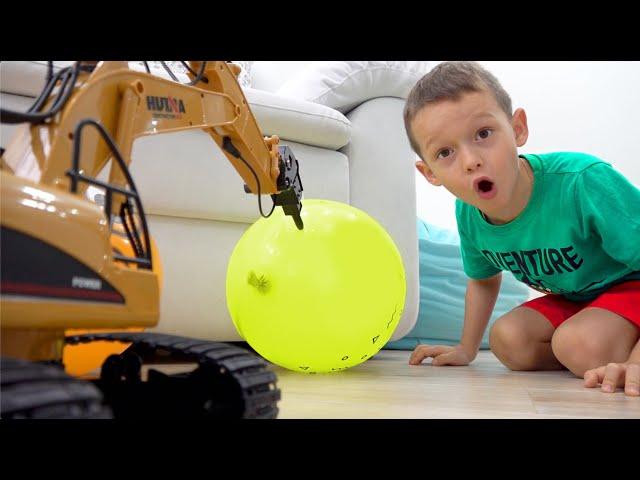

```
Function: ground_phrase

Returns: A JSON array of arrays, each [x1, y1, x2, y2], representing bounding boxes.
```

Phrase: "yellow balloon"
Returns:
[[226, 199, 406, 373]]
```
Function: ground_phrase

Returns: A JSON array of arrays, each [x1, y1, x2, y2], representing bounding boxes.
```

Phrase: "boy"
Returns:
[[404, 61, 640, 396]]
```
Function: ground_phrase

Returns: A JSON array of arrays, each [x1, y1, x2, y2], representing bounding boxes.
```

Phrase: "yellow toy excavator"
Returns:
[[0, 61, 304, 418]]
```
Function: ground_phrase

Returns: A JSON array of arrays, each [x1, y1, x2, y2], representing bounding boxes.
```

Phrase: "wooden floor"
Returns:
[[270, 350, 640, 419]]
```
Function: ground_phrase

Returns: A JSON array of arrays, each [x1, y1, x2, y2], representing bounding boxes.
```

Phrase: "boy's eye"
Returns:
[[436, 148, 452, 160], [476, 128, 493, 140]]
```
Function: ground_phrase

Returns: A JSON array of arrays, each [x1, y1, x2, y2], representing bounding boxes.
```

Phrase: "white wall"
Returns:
[[416, 61, 640, 230]]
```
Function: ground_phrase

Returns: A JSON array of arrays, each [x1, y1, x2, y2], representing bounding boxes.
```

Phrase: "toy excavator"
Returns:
[[0, 61, 304, 419]]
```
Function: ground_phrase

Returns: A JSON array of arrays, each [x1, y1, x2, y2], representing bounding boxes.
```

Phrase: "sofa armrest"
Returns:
[[341, 97, 420, 341], [245, 88, 350, 150]]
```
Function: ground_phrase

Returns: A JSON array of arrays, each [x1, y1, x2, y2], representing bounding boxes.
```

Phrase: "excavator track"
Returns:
[[64, 332, 280, 419], [1, 357, 113, 419]]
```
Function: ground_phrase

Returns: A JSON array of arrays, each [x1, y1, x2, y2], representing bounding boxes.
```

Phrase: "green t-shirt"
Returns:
[[455, 152, 640, 302]]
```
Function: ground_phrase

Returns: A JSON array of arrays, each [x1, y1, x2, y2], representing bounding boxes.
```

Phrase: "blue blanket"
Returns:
[[385, 218, 530, 350]]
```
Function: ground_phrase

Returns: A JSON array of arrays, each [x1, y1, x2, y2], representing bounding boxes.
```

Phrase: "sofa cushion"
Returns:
[[0, 61, 75, 97], [276, 61, 432, 113]]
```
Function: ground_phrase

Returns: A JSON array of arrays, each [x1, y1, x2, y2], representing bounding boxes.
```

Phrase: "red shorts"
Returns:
[[520, 281, 640, 329]]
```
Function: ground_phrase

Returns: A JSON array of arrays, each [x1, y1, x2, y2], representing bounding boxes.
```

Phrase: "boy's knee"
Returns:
[[489, 317, 521, 350], [489, 316, 538, 371], [551, 323, 611, 377]]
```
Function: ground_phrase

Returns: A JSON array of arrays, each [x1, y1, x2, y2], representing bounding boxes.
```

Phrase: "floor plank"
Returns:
[[270, 350, 640, 419]]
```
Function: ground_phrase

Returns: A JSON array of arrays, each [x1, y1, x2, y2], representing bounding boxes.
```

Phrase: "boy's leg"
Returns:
[[551, 307, 640, 378], [489, 307, 565, 371]]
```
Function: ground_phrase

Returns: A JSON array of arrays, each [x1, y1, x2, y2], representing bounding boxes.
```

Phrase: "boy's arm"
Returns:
[[459, 273, 503, 359], [409, 202, 504, 366], [577, 163, 640, 270], [409, 273, 502, 366]]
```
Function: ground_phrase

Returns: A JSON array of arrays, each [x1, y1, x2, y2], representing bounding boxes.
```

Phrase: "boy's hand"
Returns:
[[584, 362, 640, 396], [409, 344, 474, 366]]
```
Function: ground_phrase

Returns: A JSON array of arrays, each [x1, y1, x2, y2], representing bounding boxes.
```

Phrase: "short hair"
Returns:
[[403, 61, 513, 160]]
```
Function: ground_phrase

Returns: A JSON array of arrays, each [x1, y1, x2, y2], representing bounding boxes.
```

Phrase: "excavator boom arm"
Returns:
[[1, 61, 303, 228]]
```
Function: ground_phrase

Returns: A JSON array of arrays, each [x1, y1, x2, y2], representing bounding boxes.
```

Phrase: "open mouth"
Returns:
[[473, 177, 497, 199]]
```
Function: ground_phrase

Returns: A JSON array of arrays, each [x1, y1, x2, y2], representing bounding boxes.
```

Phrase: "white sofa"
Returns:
[[0, 61, 427, 343]]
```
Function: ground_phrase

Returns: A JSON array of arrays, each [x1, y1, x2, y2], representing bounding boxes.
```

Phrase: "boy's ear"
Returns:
[[415, 159, 442, 186], [512, 108, 529, 147]]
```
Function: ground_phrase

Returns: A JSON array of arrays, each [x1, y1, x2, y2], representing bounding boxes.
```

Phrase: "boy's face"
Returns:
[[411, 89, 529, 215]]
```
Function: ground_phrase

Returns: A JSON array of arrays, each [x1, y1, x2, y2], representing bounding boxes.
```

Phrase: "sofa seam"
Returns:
[[251, 102, 351, 128]]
